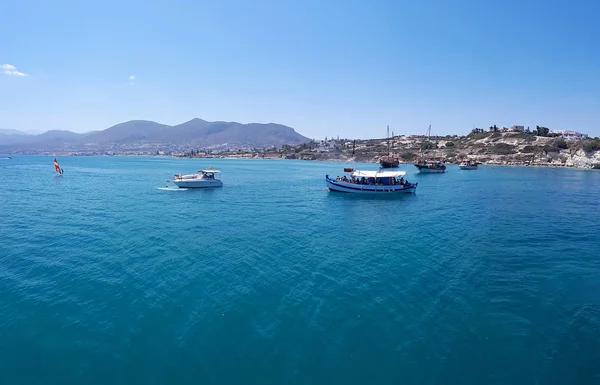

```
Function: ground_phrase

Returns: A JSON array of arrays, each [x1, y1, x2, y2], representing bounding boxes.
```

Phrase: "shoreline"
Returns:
[[13, 153, 599, 170]]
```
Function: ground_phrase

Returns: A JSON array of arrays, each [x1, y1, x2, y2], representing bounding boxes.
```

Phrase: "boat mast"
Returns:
[[387, 125, 390, 156], [427, 125, 432, 160], [352, 139, 356, 171]]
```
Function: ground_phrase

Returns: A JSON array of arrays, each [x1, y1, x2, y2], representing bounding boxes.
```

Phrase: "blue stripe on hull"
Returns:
[[325, 178, 417, 194]]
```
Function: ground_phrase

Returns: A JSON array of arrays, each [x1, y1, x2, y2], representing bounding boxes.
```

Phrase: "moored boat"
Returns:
[[326, 169, 417, 194], [459, 160, 479, 170], [414, 125, 446, 173], [414, 160, 446, 173], [172, 169, 223, 188], [380, 156, 400, 168], [379, 125, 400, 168]]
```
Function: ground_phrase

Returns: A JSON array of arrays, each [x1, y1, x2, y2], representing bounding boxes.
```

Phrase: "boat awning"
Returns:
[[199, 169, 221, 173], [351, 170, 406, 178]]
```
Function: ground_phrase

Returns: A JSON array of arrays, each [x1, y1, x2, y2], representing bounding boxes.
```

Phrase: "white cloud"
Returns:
[[1, 64, 28, 77], [128, 75, 135, 85]]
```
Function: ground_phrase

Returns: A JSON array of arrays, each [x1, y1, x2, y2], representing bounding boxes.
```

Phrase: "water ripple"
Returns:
[[0, 158, 599, 384]]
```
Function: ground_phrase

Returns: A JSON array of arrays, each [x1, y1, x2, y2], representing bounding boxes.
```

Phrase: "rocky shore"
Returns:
[[182, 132, 600, 170]]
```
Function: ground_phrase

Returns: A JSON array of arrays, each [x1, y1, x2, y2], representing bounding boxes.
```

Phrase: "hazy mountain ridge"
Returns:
[[0, 128, 32, 145], [0, 119, 310, 151]]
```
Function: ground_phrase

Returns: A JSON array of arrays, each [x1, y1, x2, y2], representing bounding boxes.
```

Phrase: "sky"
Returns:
[[1, 0, 600, 139]]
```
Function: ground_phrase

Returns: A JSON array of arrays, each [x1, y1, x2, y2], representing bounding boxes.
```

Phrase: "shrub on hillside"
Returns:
[[509, 132, 535, 141], [492, 143, 517, 155], [445, 141, 455, 147], [554, 138, 568, 150], [543, 145, 560, 154], [584, 139, 600, 152], [468, 132, 490, 141]]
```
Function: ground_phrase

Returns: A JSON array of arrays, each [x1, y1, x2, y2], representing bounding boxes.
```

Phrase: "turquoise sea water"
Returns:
[[1, 156, 599, 384]]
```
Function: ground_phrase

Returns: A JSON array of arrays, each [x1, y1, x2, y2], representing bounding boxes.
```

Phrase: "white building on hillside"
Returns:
[[551, 130, 588, 140], [510, 125, 525, 132]]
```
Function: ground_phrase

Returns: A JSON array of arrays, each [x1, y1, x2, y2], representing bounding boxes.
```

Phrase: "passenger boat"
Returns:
[[172, 169, 223, 188], [325, 168, 417, 194], [459, 160, 478, 170], [414, 125, 446, 173]]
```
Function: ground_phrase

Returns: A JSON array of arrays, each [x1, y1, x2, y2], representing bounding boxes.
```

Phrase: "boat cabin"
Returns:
[[334, 170, 411, 186], [199, 169, 220, 179]]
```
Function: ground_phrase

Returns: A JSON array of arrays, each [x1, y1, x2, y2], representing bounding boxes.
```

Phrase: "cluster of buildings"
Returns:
[[550, 130, 589, 140], [488, 125, 589, 140], [487, 125, 525, 133]]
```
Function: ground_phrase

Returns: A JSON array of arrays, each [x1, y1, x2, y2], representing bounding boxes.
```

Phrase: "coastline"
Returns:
[[23, 153, 598, 171], [6, 132, 599, 170]]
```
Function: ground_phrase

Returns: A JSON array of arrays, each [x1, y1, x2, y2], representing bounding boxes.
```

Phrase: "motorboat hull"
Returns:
[[459, 165, 478, 170], [173, 180, 223, 188], [380, 161, 400, 168], [325, 176, 417, 194], [379, 157, 400, 168], [414, 165, 446, 174]]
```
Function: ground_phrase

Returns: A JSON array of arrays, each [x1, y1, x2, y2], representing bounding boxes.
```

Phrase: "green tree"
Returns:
[[535, 125, 550, 137], [555, 138, 568, 150], [584, 139, 600, 152]]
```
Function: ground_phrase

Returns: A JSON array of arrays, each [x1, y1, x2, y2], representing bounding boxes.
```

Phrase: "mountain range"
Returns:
[[0, 119, 310, 152]]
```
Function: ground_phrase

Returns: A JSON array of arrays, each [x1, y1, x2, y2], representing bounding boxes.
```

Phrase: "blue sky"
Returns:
[[1, 0, 599, 138]]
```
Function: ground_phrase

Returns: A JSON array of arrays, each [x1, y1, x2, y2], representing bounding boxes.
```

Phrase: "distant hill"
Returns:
[[0, 129, 29, 136], [84, 120, 171, 143], [0, 129, 31, 145], [0, 119, 310, 152], [156, 119, 309, 147]]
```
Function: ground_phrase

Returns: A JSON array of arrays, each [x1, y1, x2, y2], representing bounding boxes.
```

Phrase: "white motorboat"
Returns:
[[326, 169, 417, 194], [172, 169, 223, 188]]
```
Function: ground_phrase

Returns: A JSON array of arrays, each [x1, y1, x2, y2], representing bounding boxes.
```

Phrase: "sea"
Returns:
[[1, 156, 599, 385]]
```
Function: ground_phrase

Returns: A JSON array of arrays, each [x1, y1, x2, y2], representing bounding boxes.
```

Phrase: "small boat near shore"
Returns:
[[459, 160, 479, 170], [414, 160, 446, 173], [172, 169, 223, 188], [414, 125, 446, 174], [380, 156, 400, 168], [326, 168, 417, 194], [379, 125, 400, 168]]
